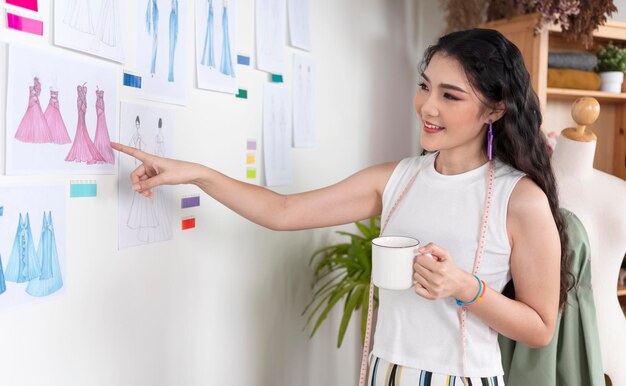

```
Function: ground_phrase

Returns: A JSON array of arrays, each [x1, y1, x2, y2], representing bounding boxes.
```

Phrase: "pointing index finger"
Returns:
[[111, 142, 148, 162]]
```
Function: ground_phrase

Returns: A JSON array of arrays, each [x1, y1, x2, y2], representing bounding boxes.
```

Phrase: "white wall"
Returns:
[[0, 1, 421, 385]]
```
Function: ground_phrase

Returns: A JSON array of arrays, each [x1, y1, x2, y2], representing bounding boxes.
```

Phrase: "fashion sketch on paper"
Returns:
[[220, 1, 235, 77], [138, 118, 172, 242], [93, 89, 115, 164], [0, 206, 4, 295], [4, 213, 41, 283], [168, 0, 179, 82], [65, 84, 106, 164], [27, 212, 63, 297], [44, 88, 71, 144], [95, 0, 118, 47], [201, 0, 216, 68], [0, 254, 6, 295], [146, 0, 159, 76], [15, 77, 53, 144], [127, 116, 159, 233], [64, 0, 95, 34]]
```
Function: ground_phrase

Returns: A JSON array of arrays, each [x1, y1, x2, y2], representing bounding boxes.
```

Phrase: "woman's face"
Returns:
[[415, 53, 497, 159]]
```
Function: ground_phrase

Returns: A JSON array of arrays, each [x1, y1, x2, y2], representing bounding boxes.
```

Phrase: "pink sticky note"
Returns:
[[7, 13, 43, 35], [6, 0, 38, 12]]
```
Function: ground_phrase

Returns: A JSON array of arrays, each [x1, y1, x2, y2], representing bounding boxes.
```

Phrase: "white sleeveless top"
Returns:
[[371, 153, 525, 377]]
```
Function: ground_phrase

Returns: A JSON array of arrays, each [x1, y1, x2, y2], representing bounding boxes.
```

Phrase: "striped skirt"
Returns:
[[368, 355, 504, 386]]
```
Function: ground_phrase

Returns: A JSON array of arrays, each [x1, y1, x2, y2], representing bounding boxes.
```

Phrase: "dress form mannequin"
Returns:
[[551, 97, 626, 385]]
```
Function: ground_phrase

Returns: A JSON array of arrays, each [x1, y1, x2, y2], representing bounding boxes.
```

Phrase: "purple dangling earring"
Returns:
[[487, 119, 493, 161]]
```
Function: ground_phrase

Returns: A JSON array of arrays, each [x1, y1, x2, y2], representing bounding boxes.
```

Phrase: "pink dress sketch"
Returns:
[[15, 77, 53, 144], [64, 0, 94, 34], [93, 89, 115, 164], [127, 116, 158, 232], [65, 85, 105, 164], [43, 89, 71, 144]]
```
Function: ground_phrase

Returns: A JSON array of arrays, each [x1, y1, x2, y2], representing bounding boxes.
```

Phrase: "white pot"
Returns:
[[599, 71, 624, 93]]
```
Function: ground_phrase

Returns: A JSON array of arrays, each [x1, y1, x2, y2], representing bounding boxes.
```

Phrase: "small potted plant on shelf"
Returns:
[[596, 42, 626, 93]]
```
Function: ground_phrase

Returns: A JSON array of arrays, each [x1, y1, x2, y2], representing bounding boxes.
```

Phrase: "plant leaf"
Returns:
[[309, 284, 354, 338], [337, 285, 364, 347]]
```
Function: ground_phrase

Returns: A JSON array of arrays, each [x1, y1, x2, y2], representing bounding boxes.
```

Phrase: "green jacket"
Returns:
[[499, 209, 604, 386]]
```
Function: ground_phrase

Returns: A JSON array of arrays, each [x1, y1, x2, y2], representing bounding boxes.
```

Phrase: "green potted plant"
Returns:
[[596, 42, 626, 93], [302, 216, 380, 347]]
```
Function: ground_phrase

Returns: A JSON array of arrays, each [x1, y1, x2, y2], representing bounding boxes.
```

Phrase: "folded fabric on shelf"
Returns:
[[547, 68, 601, 91], [548, 52, 598, 71]]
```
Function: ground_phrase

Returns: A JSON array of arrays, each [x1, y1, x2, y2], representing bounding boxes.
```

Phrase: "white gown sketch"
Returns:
[[127, 116, 158, 233], [138, 118, 172, 242], [64, 0, 95, 34], [95, 0, 118, 47]]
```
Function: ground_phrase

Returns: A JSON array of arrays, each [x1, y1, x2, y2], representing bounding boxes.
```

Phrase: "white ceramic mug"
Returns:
[[372, 236, 419, 290]]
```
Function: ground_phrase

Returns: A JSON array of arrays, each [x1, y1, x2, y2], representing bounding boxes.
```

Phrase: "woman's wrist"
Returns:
[[454, 272, 481, 303]]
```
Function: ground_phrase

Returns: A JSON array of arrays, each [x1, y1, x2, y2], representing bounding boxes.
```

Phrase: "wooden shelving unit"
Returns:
[[481, 13, 626, 180]]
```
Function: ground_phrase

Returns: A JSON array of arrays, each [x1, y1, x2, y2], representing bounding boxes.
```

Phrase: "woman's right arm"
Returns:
[[112, 142, 398, 231]]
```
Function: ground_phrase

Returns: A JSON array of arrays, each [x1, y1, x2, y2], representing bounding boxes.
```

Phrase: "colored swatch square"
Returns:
[[182, 217, 196, 230], [70, 182, 97, 198], [246, 154, 255, 165], [6, 0, 38, 12], [246, 169, 257, 179], [181, 196, 200, 209], [247, 140, 257, 150], [7, 13, 43, 35]]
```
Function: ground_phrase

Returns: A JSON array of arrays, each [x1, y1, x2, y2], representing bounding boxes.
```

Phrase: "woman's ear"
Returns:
[[487, 101, 506, 123]]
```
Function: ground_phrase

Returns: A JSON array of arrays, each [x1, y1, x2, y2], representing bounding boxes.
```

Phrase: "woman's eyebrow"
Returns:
[[421, 73, 468, 94]]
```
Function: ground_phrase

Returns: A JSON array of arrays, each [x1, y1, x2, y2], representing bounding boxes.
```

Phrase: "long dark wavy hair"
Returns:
[[420, 28, 572, 309]]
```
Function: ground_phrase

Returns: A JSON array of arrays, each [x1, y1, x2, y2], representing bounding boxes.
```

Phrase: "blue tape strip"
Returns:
[[237, 55, 250, 66], [70, 183, 97, 198], [123, 73, 142, 89]]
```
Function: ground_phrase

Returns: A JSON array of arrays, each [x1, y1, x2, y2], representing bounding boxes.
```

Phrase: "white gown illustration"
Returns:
[[95, 0, 118, 47], [126, 116, 158, 235], [64, 0, 95, 34], [137, 118, 172, 242]]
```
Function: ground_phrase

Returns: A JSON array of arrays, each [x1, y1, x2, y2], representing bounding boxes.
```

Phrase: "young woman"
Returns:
[[113, 28, 569, 385]]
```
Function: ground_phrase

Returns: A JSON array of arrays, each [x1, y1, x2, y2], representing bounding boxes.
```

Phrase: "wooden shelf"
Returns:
[[618, 286, 626, 297], [547, 88, 626, 102]]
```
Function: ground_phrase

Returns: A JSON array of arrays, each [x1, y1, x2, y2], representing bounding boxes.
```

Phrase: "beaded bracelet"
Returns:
[[455, 275, 486, 307]]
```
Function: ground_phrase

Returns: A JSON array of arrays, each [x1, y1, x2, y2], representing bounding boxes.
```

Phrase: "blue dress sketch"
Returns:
[[168, 0, 179, 82], [146, 0, 159, 76], [0, 255, 6, 295], [201, 0, 216, 68], [4, 213, 41, 283], [27, 212, 63, 297], [220, 3, 235, 77], [0, 206, 4, 294]]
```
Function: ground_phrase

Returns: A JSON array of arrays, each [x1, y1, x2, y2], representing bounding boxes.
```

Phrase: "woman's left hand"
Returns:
[[413, 243, 478, 301]]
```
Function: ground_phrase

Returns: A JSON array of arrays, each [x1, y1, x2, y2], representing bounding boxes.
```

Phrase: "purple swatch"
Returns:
[[181, 196, 200, 209]]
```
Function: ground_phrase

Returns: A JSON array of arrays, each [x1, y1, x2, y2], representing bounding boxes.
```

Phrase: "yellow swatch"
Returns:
[[246, 154, 255, 164]]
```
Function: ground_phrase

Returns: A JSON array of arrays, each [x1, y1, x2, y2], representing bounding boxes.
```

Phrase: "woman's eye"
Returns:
[[443, 93, 459, 101], [418, 82, 429, 91]]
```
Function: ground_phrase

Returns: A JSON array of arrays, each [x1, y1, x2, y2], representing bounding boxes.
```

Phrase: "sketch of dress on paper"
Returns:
[[27, 212, 63, 297], [93, 89, 115, 164], [220, 2, 235, 77], [146, 0, 159, 76], [201, 0, 216, 68], [65, 85, 105, 164], [4, 213, 41, 283], [127, 116, 158, 233], [15, 77, 53, 144], [168, 0, 179, 82], [64, 0, 95, 34], [0, 254, 6, 295], [95, 0, 118, 47], [44, 89, 71, 144], [138, 118, 172, 242]]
